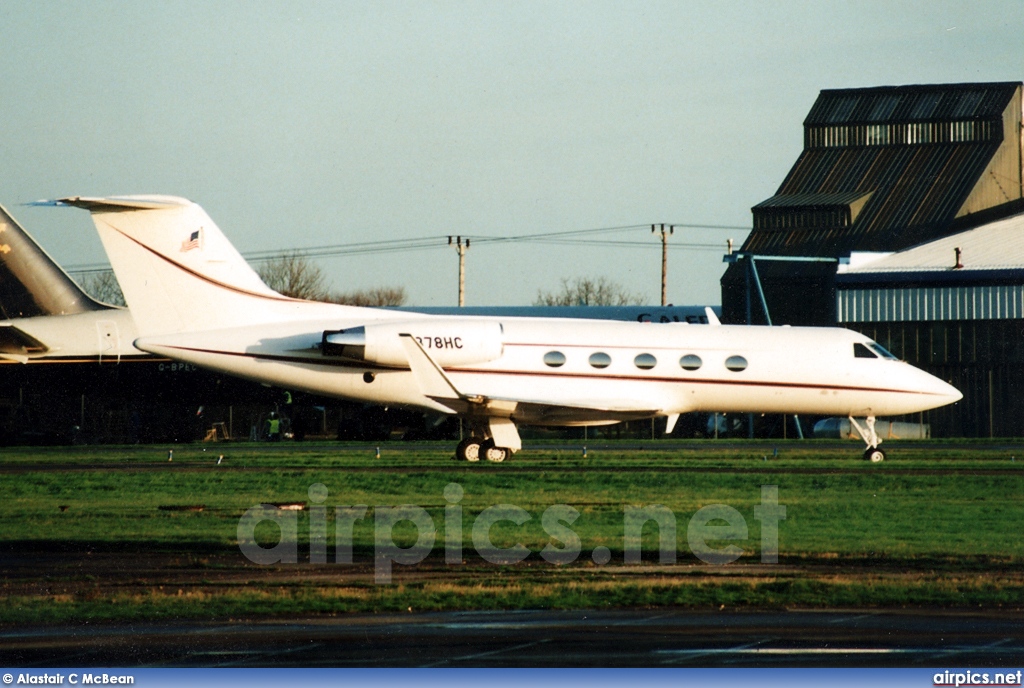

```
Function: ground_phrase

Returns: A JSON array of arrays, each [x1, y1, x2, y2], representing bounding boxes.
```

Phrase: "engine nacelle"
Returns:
[[322, 319, 504, 367]]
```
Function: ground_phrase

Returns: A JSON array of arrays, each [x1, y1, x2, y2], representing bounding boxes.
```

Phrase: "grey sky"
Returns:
[[2, 1, 1020, 306]]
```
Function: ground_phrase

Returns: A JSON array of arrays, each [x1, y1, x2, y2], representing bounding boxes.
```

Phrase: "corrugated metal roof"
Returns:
[[804, 82, 1019, 125], [744, 139, 1002, 256], [744, 82, 1021, 257], [753, 191, 870, 209], [839, 211, 1024, 274], [726, 82, 1023, 327]]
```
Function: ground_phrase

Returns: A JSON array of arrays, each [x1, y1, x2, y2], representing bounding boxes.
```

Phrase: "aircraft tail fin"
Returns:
[[0, 204, 107, 319], [56, 196, 318, 337]]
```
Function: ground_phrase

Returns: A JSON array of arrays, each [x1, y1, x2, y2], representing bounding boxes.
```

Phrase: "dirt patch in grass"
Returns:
[[3, 549, 1024, 624]]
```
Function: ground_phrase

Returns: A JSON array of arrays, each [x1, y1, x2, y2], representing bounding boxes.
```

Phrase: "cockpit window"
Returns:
[[854, 343, 878, 359], [870, 342, 899, 360]]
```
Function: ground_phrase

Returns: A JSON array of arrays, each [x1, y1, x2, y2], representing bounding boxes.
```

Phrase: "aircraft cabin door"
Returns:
[[97, 320, 121, 364]]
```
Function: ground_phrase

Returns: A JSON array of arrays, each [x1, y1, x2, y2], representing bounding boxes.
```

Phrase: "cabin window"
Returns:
[[679, 354, 702, 371], [854, 343, 877, 358], [725, 355, 748, 372], [634, 353, 657, 370], [543, 351, 566, 368], [589, 352, 612, 369]]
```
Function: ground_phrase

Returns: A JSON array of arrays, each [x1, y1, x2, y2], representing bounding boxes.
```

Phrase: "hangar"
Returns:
[[838, 212, 1024, 437], [723, 81, 1024, 437]]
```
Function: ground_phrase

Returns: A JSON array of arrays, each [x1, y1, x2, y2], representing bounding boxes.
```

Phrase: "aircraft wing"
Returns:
[[499, 398, 661, 426], [0, 322, 49, 362], [423, 390, 661, 422], [399, 333, 662, 423]]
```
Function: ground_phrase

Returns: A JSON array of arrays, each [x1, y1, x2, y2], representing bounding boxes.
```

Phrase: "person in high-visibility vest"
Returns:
[[266, 412, 281, 441]]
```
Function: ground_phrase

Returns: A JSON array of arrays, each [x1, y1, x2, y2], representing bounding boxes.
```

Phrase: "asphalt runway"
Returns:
[[3, 609, 1024, 667]]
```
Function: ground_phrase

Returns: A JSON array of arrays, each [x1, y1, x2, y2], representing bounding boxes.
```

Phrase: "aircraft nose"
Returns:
[[919, 368, 963, 406], [941, 379, 964, 404]]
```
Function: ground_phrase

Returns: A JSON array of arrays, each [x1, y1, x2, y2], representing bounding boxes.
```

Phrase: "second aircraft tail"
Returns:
[[0, 204, 107, 319]]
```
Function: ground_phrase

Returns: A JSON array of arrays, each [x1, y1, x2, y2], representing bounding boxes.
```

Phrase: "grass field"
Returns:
[[2, 439, 1023, 623]]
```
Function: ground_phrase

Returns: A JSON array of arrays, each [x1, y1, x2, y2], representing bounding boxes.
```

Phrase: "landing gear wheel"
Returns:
[[864, 447, 886, 463], [850, 416, 885, 463], [480, 439, 508, 463], [456, 437, 482, 462]]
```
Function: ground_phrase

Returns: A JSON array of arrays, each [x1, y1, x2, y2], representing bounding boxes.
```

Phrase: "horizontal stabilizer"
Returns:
[[50, 196, 189, 212]]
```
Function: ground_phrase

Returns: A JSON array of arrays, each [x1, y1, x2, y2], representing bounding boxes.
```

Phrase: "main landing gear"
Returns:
[[455, 436, 509, 463], [849, 415, 887, 463], [399, 335, 521, 464], [453, 416, 520, 464]]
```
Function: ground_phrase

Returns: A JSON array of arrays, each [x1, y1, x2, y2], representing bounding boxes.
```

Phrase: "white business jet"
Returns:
[[0, 202, 144, 364], [0, 200, 712, 366], [56, 195, 961, 462]]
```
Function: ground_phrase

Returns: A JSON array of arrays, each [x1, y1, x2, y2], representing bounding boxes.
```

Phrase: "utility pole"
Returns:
[[652, 224, 674, 306], [448, 235, 470, 307]]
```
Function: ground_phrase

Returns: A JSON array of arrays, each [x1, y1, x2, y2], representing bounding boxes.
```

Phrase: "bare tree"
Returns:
[[534, 276, 645, 306], [255, 253, 330, 301], [329, 286, 407, 307], [256, 253, 406, 305], [77, 271, 126, 307]]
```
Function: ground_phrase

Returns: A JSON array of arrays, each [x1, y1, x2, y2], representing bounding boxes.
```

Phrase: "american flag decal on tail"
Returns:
[[180, 229, 201, 252]]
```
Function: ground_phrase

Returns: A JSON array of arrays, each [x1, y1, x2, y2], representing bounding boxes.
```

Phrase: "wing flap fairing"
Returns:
[[0, 323, 50, 362]]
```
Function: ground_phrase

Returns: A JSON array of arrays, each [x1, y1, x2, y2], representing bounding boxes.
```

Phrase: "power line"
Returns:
[[525, 239, 726, 250], [242, 235, 449, 261], [244, 222, 745, 257], [467, 222, 747, 245], [64, 221, 749, 273]]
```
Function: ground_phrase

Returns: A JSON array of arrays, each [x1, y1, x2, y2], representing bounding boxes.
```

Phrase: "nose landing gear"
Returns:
[[849, 415, 886, 462], [863, 446, 887, 463]]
